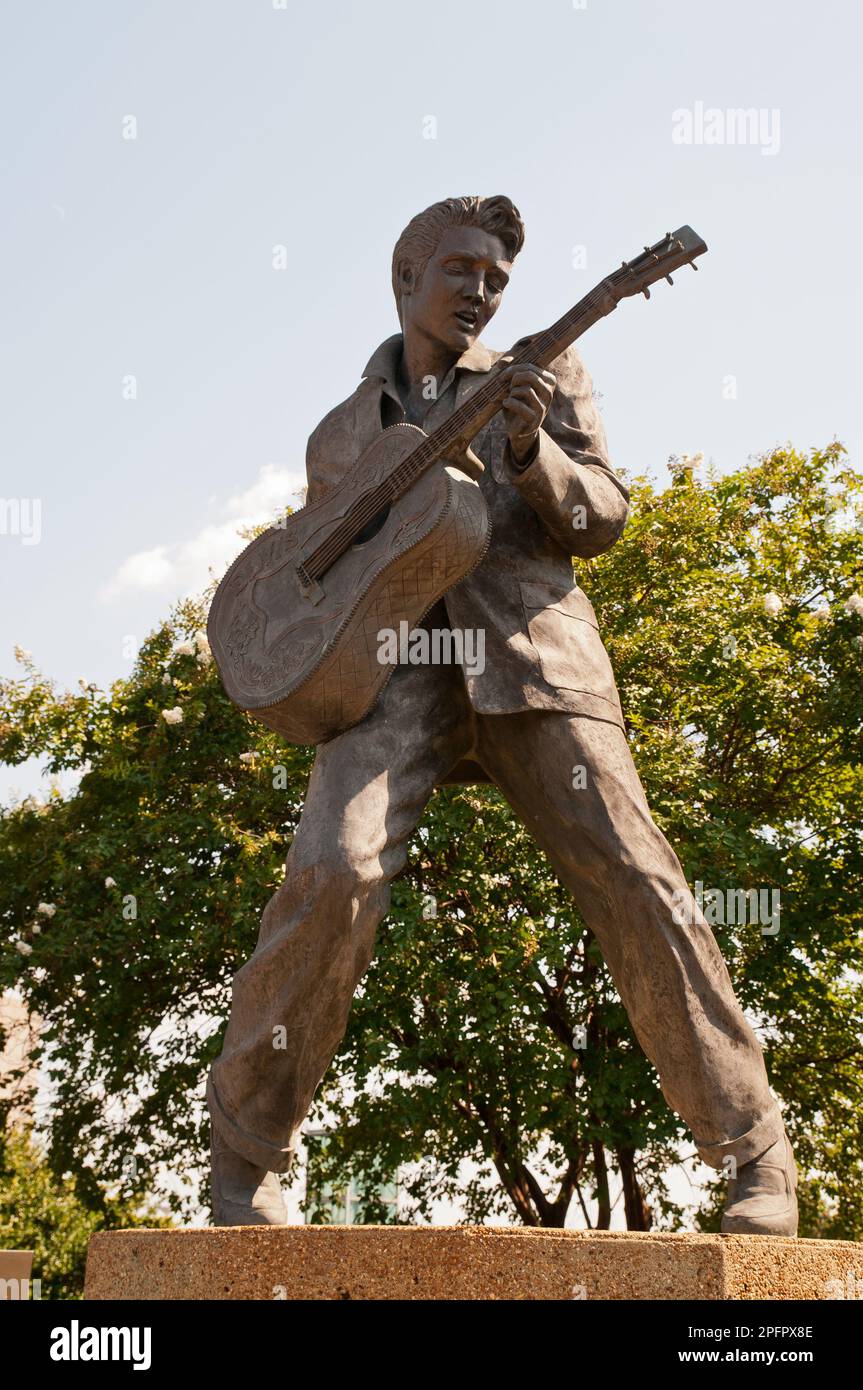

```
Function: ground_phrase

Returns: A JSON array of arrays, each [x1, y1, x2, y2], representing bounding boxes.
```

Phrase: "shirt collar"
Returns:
[[361, 333, 497, 401]]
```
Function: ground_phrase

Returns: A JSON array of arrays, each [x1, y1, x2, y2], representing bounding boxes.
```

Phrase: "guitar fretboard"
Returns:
[[302, 224, 706, 583], [304, 278, 620, 582], [388, 278, 619, 497]]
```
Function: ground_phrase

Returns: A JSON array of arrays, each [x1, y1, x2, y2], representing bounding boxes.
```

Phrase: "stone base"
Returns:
[[84, 1227, 863, 1301]]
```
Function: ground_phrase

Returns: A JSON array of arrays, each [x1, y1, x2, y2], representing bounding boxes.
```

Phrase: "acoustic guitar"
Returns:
[[208, 226, 707, 745]]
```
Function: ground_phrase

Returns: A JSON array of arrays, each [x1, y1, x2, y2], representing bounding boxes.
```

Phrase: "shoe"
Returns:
[[721, 1133, 798, 1236], [210, 1125, 287, 1226]]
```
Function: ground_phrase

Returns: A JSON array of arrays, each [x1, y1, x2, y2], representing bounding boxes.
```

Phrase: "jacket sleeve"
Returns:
[[304, 413, 340, 506], [304, 387, 367, 506], [498, 344, 629, 558]]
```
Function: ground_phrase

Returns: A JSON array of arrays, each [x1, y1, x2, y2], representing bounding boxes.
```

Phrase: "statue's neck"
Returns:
[[398, 325, 458, 397]]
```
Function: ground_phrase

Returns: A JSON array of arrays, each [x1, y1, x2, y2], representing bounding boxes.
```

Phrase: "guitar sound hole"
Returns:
[[352, 505, 390, 547]]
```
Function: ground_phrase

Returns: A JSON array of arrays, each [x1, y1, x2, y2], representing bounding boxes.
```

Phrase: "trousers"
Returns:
[[207, 657, 783, 1175]]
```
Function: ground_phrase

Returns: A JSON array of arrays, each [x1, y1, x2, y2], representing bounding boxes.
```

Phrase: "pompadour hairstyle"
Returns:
[[391, 195, 525, 319]]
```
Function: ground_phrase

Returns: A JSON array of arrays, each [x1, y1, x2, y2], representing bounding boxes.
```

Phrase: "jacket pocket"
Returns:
[[519, 579, 619, 702]]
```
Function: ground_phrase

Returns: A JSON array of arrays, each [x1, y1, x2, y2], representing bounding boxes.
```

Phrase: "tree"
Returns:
[[0, 1126, 166, 1300], [1, 443, 861, 1238]]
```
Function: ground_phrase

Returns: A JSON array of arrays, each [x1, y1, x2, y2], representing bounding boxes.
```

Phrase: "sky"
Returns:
[[2, 0, 861, 799]]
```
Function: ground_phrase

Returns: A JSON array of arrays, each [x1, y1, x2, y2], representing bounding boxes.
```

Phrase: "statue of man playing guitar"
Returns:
[[207, 195, 797, 1236]]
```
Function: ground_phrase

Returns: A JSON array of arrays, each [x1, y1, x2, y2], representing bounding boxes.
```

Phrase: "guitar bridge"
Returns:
[[295, 564, 324, 604]]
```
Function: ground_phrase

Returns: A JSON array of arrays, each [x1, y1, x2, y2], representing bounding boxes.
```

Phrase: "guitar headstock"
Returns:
[[613, 225, 707, 300]]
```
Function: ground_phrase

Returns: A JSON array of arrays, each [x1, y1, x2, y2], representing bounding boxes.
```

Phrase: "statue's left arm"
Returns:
[[499, 345, 630, 558]]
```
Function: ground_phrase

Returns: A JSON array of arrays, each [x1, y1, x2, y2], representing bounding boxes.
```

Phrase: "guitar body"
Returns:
[[207, 424, 491, 745]]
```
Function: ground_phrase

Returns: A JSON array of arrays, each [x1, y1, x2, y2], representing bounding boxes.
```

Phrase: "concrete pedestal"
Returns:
[[84, 1226, 863, 1301]]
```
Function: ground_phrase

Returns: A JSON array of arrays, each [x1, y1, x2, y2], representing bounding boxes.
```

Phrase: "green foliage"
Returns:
[[1, 444, 861, 1237], [1, 603, 313, 1212], [0, 1127, 166, 1300]]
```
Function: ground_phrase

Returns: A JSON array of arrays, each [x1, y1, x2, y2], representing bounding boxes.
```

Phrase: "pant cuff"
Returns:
[[694, 1107, 785, 1171], [207, 1071, 297, 1174]]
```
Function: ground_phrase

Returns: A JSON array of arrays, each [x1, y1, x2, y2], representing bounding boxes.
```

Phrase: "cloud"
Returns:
[[100, 465, 306, 601]]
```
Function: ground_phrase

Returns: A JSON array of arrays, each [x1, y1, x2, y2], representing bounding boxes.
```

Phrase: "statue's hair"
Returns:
[[391, 195, 525, 319]]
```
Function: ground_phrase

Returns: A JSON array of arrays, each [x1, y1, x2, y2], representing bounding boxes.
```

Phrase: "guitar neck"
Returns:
[[300, 227, 705, 585], [384, 278, 619, 503]]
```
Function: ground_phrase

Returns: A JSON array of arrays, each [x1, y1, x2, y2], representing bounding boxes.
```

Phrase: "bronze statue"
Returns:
[[206, 196, 797, 1235]]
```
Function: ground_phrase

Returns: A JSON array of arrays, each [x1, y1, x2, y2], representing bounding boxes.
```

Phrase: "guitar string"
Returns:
[[304, 273, 633, 578], [306, 232, 700, 574], [303, 280, 616, 579], [304, 244, 680, 579], [303, 281, 615, 579]]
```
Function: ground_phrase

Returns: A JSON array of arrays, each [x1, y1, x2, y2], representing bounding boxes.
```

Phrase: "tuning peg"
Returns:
[[642, 286, 651, 299], [688, 258, 698, 271], [666, 274, 674, 285]]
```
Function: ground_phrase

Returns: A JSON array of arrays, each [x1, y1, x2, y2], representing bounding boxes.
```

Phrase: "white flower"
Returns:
[[681, 451, 704, 469], [763, 592, 783, 617], [845, 593, 863, 618], [37, 902, 56, 917], [239, 752, 256, 764], [32, 922, 41, 935], [826, 508, 852, 533], [194, 630, 211, 656], [161, 706, 184, 725], [172, 639, 196, 658], [105, 877, 117, 889], [813, 605, 831, 620], [161, 672, 172, 686], [15, 940, 32, 956], [854, 635, 863, 650], [13, 645, 32, 664]]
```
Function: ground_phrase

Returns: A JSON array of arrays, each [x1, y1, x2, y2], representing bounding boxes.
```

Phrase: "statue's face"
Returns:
[[401, 225, 511, 355]]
